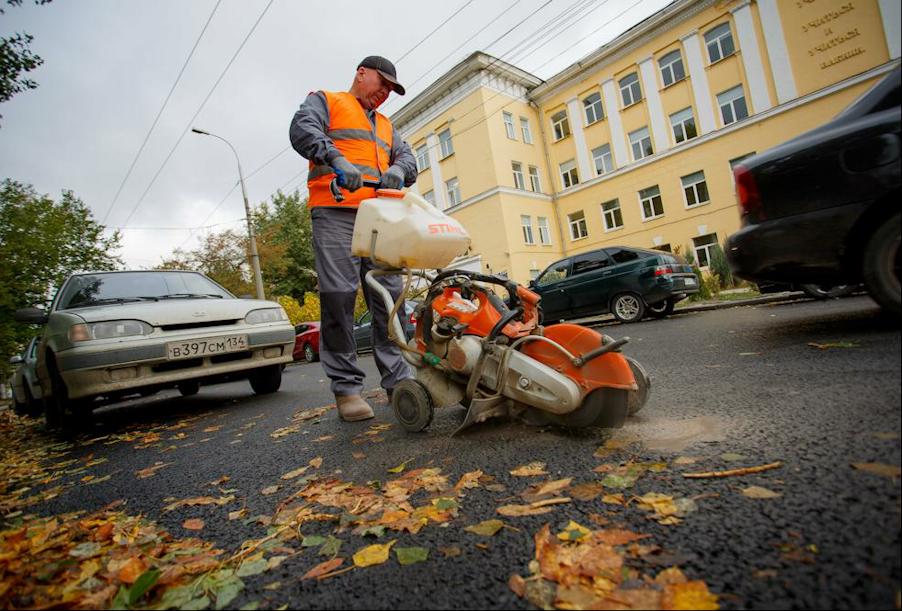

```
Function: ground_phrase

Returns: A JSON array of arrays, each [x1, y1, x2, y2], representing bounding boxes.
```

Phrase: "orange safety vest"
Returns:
[[307, 91, 394, 208]]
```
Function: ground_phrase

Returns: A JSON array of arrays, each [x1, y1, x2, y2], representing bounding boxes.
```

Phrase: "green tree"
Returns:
[[0, 179, 122, 375], [157, 229, 254, 297], [252, 189, 317, 300], [1, 0, 53, 126], [708, 242, 735, 289]]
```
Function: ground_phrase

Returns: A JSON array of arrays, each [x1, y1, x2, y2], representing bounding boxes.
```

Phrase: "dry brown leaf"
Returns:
[[182, 518, 205, 530], [280, 466, 309, 480], [301, 557, 344, 580], [568, 481, 604, 501], [309, 457, 324, 468], [261, 485, 280, 495], [742, 486, 782, 499], [510, 461, 548, 477], [497, 504, 555, 517], [851, 462, 901, 479]]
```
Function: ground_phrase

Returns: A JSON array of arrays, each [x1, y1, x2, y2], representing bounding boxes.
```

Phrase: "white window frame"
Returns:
[[639, 185, 664, 221], [693, 233, 719, 268], [659, 50, 686, 87], [512, 162, 525, 190], [619, 72, 642, 107], [583, 92, 603, 125], [629, 127, 653, 161], [559, 159, 579, 189], [551, 110, 570, 141], [592, 144, 614, 176], [503, 112, 516, 140], [438, 128, 454, 158], [601, 199, 623, 232], [520, 117, 533, 144], [422, 189, 435, 206], [717, 85, 749, 126], [537, 216, 551, 245], [521, 215, 534, 245], [528, 166, 541, 192], [445, 177, 460, 208], [568, 210, 588, 241], [705, 23, 735, 64], [415, 144, 430, 172], [670, 107, 697, 145], [681, 171, 710, 208]]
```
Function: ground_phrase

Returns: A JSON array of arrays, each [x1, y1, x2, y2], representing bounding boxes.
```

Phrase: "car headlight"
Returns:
[[245, 307, 288, 325], [69, 320, 153, 341]]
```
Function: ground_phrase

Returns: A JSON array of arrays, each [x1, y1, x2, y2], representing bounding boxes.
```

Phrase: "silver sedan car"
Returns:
[[15, 270, 295, 429]]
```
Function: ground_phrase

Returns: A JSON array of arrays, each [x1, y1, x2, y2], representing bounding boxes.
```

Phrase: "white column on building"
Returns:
[[565, 97, 593, 180], [757, 0, 797, 104], [731, 0, 773, 113], [425, 132, 446, 208], [680, 31, 717, 135], [878, 0, 901, 59], [638, 57, 670, 153], [600, 78, 629, 168]]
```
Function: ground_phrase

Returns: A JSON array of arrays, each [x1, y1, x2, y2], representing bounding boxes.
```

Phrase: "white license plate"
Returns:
[[684, 278, 697, 286], [167, 335, 248, 360]]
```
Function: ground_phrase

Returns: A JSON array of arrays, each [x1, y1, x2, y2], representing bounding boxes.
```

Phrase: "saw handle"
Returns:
[[329, 175, 381, 202], [572, 336, 630, 367]]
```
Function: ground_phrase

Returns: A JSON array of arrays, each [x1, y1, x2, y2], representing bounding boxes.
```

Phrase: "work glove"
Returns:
[[379, 165, 406, 190], [331, 156, 363, 192]]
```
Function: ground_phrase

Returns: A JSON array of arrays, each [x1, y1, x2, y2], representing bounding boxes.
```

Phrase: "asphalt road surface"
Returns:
[[7, 295, 901, 609]]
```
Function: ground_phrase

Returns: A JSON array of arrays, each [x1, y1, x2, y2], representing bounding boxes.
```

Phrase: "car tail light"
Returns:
[[654, 265, 674, 276], [734, 164, 764, 221], [409, 312, 417, 325]]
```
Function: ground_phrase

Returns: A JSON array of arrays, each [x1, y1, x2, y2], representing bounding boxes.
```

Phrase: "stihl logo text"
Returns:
[[428, 223, 465, 235]]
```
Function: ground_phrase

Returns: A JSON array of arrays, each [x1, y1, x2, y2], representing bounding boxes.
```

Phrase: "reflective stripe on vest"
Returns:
[[308, 91, 394, 208]]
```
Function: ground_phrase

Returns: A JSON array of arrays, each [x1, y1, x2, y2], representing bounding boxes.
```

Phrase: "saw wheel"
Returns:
[[391, 379, 435, 432]]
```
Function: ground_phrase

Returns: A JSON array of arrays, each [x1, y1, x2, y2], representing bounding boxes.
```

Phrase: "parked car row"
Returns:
[[13, 270, 295, 429]]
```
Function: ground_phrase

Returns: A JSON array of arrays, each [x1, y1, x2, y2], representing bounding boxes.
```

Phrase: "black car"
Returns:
[[530, 246, 699, 323], [353, 301, 417, 353], [726, 66, 900, 315]]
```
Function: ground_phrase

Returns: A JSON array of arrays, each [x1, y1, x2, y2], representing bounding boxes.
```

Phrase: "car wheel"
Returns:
[[45, 367, 92, 432], [23, 384, 42, 418], [611, 293, 645, 323], [178, 380, 200, 397], [646, 298, 674, 318], [304, 344, 318, 363], [249, 364, 282, 395], [862, 213, 901, 316], [12, 390, 27, 416], [800, 284, 857, 299]]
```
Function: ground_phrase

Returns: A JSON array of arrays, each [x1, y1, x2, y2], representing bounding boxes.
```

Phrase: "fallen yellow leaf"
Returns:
[[509, 462, 548, 477], [851, 462, 901, 479], [353, 540, 396, 568]]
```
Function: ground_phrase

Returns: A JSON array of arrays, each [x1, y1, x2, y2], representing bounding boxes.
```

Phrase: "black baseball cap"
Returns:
[[358, 56, 406, 96]]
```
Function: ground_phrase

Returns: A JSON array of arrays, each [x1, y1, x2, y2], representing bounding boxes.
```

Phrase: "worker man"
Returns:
[[289, 56, 417, 422]]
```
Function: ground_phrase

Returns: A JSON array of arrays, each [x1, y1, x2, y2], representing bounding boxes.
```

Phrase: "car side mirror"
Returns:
[[14, 307, 49, 325], [9, 355, 24, 365]]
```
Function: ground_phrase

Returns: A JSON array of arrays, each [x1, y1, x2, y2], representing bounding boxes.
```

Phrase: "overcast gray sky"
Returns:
[[1, 0, 671, 269]]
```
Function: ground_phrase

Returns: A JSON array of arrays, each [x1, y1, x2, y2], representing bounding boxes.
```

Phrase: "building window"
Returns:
[[639, 185, 664, 220], [445, 177, 460, 207], [717, 85, 749, 126], [422, 190, 435, 206], [601, 199, 623, 231], [592, 144, 614, 176], [521, 215, 534, 244], [512, 162, 525, 190], [619, 72, 642, 107], [583, 92, 603, 125], [537, 216, 551, 245], [568, 210, 588, 240], [520, 117, 533, 144], [629, 127, 654, 161], [551, 110, 570, 141], [503, 112, 516, 140], [438, 128, 454, 158], [670, 107, 698, 144], [693, 233, 719, 267], [559, 159, 579, 189], [681, 171, 710, 208], [528, 166, 541, 192], [659, 50, 686, 87], [415, 144, 430, 172], [705, 23, 735, 64]]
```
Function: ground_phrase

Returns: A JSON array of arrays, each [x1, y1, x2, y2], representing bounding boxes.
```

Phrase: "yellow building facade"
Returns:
[[392, 0, 900, 284]]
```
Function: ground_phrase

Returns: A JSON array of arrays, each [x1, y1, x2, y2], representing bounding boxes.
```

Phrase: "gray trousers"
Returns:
[[311, 207, 413, 397]]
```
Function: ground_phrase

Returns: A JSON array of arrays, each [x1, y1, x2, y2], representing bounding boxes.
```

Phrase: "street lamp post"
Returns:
[[191, 127, 265, 300]]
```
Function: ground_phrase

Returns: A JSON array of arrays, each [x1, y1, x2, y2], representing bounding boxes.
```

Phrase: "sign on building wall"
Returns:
[[779, 0, 890, 96]]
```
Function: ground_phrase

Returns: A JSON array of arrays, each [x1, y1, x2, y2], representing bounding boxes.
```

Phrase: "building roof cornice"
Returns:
[[529, 0, 718, 105]]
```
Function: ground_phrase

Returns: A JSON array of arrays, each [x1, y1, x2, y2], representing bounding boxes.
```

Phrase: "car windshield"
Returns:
[[57, 272, 233, 310]]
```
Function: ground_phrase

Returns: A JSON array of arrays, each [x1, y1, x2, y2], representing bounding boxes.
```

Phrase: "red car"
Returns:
[[292, 322, 320, 362]]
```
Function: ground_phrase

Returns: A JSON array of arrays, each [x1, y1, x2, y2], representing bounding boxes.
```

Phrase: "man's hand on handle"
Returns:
[[380, 165, 405, 190], [332, 156, 363, 191]]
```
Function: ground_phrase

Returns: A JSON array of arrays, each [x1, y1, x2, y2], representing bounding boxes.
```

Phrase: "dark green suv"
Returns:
[[530, 246, 699, 323]]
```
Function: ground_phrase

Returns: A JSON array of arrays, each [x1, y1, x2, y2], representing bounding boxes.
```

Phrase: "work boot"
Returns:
[[336, 394, 374, 422]]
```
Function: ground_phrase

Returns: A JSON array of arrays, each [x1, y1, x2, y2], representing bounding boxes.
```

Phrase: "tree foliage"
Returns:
[[0, 179, 122, 374], [1, 0, 53, 126]]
